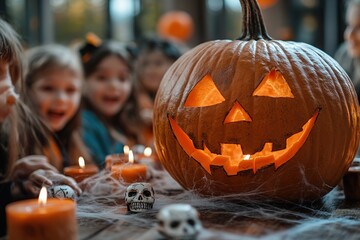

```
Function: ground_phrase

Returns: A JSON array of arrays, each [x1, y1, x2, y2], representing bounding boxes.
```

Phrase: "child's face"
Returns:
[[139, 50, 174, 93], [0, 61, 17, 123], [30, 69, 82, 132], [345, 4, 360, 57], [85, 55, 132, 117]]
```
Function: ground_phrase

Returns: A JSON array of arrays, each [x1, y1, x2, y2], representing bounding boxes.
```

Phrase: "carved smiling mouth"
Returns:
[[169, 110, 319, 176]]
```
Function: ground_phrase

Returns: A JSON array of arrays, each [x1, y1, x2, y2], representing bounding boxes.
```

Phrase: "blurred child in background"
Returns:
[[335, 0, 360, 103], [23, 44, 93, 170], [0, 19, 81, 237], [79, 35, 144, 168], [334, 0, 360, 156], [134, 37, 182, 146]]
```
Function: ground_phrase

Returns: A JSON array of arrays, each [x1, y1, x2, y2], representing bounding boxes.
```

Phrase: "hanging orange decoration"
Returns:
[[157, 11, 194, 42], [257, 0, 278, 9]]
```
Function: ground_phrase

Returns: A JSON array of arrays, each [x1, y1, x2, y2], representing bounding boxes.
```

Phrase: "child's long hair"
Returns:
[[0, 19, 51, 178], [80, 40, 144, 145]]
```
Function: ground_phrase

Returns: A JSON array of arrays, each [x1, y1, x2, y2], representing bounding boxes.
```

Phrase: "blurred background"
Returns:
[[0, 0, 347, 57]]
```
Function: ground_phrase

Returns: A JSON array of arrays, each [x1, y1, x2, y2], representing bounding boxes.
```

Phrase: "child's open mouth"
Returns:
[[47, 110, 66, 120], [102, 96, 120, 104]]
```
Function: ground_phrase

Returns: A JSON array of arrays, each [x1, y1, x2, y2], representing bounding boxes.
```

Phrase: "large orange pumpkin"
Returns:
[[153, 0, 360, 201]]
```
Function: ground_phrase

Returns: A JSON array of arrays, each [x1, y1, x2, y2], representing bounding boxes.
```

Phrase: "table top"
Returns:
[[2, 167, 360, 240], [75, 168, 360, 240]]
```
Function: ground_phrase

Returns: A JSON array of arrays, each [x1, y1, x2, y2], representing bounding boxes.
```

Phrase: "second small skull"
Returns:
[[157, 203, 202, 239], [125, 182, 155, 212]]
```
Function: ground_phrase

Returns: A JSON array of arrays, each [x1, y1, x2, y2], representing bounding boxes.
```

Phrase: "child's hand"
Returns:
[[10, 155, 58, 181], [25, 169, 82, 196]]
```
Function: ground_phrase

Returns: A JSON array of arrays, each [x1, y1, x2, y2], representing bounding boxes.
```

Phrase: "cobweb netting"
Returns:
[[72, 161, 360, 240]]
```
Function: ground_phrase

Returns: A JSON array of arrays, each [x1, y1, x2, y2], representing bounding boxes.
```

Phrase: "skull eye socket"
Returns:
[[128, 190, 137, 197], [187, 219, 195, 226], [170, 221, 180, 229], [185, 74, 225, 107], [143, 190, 152, 197]]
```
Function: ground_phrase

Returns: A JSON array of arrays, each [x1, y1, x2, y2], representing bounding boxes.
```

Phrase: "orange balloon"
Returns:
[[157, 11, 194, 42], [257, 0, 278, 9]]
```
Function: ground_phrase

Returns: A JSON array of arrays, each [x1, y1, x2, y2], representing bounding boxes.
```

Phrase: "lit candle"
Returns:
[[138, 146, 162, 169], [123, 145, 130, 155], [105, 145, 131, 170], [105, 153, 128, 171], [63, 156, 99, 183], [6, 187, 77, 240], [144, 147, 152, 157], [111, 150, 148, 184], [138, 147, 156, 167]]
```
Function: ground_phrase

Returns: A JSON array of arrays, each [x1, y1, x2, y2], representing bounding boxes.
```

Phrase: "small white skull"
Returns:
[[47, 185, 76, 200], [157, 204, 202, 239], [125, 182, 155, 212]]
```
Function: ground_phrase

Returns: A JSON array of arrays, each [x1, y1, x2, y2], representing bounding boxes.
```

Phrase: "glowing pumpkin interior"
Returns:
[[170, 70, 319, 175]]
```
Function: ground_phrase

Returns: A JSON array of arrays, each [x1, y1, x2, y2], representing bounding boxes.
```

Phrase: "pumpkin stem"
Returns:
[[238, 0, 272, 40]]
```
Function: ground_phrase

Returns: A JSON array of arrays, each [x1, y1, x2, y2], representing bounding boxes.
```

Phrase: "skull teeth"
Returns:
[[129, 202, 153, 212]]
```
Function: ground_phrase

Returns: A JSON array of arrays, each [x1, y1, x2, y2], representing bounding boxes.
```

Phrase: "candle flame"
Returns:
[[128, 150, 134, 163], [78, 156, 85, 168], [123, 145, 130, 155], [144, 147, 152, 157], [38, 186, 47, 206], [244, 154, 251, 160]]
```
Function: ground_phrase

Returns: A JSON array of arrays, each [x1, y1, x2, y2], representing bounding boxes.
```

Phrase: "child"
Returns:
[[334, 0, 360, 156], [23, 44, 93, 170], [0, 19, 81, 237], [79, 36, 144, 168], [334, 0, 360, 103], [134, 37, 182, 146]]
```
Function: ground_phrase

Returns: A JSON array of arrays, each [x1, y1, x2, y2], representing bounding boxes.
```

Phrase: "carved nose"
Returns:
[[138, 195, 143, 200], [224, 101, 252, 124]]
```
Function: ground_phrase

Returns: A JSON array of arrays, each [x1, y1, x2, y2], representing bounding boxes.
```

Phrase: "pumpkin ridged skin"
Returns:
[[153, 0, 360, 201]]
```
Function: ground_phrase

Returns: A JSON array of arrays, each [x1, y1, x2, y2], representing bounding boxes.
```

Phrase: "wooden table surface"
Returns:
[[76, 187, 360, 240], [74, 167, 360, 240], [2, 168, 360, 240]]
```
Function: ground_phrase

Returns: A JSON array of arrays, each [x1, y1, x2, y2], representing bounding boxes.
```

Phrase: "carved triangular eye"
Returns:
[[185, 74, 225, 107], [253, 70, 294, 98], [224, 101, 252, 123]]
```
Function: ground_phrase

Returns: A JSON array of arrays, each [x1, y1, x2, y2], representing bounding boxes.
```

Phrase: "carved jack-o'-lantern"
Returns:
[[153, 0, 360, 201]]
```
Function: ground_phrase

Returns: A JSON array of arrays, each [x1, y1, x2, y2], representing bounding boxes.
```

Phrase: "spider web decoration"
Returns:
[[76, 162, 360, 239]]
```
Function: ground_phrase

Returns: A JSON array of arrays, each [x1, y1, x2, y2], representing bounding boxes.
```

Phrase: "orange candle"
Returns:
[[6, 187, 77, 240], [111, 150, 148, 183], [105, 153, 128, 171], [105, 145, 131, 170], [137, 147, 162, 169], [63, 156, 99, 182], [137, 147, 154, 163]]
